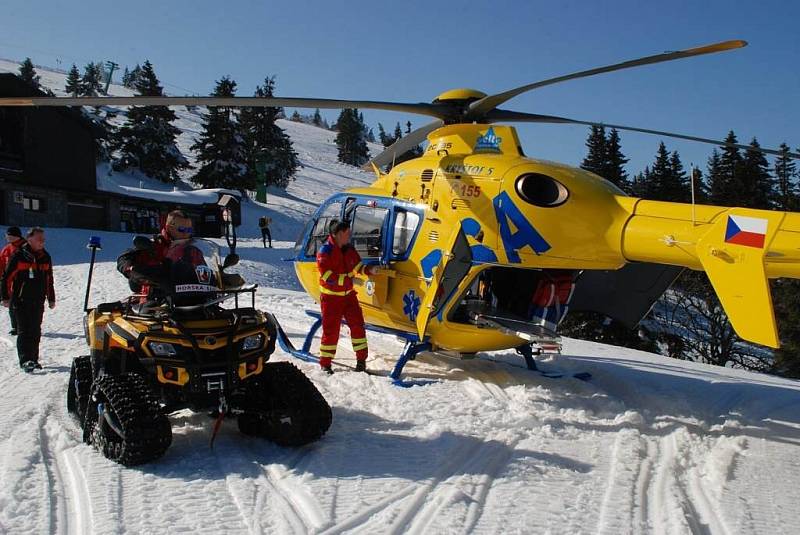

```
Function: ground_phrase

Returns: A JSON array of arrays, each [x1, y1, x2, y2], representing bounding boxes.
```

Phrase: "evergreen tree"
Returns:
[[667, 150, 690, 202], [406, 121, 412, 135], [312, 108, 323, 127], [124, 64, 142, 89], [18, 58, 40, 88], [365, 128, 376, 143], [239, 76, 299, 189], [774, 143, 797, 211], [65, 64, 81, 97], [80, 62, 104, 96], [739, 138, 775, 209], [637, 144, 689, 202], [599, 128, 630, 191], [644, 142, 673, 201], [334, 108, 369, 166], [112, 60, 187, 182], [90, 109, 115, 163], [121, 66, 131, 87], [191, 76, 250, 189], [708, 131, 742, 206], [377, 123, 390, 146], [630, 167, 650, 198], [393, 122, 403, 142], [580, 125, 606, 176], [290, 110, 302, 122]]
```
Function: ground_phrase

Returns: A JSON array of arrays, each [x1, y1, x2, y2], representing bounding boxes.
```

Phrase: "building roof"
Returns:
[[0, 73, 105, 136]]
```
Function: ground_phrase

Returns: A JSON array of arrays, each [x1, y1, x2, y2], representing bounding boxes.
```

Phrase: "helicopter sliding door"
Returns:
[[416, 227, 472, 340], [346, 197, 392, 307]]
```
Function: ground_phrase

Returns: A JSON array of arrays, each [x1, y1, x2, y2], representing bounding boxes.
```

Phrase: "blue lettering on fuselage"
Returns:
[[420, 249, 443, 282], [461, 217, 498, 263], [493, 191, 551, 262]]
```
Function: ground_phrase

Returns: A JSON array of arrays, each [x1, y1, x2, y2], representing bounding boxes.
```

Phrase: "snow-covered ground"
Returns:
[[2, 223, 800, 534], [1, 58, 799, 535]]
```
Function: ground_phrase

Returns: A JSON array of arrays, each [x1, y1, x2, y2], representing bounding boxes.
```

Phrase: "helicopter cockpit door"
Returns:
[[416, 226, 472, 340]]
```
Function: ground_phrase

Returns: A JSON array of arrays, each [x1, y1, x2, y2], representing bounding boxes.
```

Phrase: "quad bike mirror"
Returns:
[[223, 253, 239, 269], [133, 236, 154, 251]]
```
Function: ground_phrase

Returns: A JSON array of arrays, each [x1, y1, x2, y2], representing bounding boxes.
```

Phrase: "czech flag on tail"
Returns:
[[724, 215, 768, 248]]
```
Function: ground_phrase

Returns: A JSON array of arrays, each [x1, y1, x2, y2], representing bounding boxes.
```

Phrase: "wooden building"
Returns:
[[0, 73, 239, 237]]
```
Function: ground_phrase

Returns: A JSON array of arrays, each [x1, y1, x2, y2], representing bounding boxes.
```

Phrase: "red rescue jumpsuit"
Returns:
[[316, 235, 369, 367]]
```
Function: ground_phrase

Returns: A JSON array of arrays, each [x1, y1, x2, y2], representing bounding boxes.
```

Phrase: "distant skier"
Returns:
[[0, 227, 55, 372], [0, 226, 25, 335], [258, 216, 272, 248], [316, 219, 379, 374]]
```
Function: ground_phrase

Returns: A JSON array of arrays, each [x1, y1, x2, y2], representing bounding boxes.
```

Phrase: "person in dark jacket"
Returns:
[[258, 216, 272, 248], [1, 227, 55, 371], [0, 227, 25, 335], [117, 210, 192, 301]]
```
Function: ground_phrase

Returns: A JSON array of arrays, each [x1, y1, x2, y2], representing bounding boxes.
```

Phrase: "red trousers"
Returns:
[[319, 292, 368, 366]]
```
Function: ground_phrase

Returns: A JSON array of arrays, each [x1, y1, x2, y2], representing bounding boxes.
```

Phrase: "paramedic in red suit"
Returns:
[[316, 220, 380, 374]]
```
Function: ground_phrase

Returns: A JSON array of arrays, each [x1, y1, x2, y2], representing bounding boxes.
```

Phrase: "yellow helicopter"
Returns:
[[5, 39, 800, 384]]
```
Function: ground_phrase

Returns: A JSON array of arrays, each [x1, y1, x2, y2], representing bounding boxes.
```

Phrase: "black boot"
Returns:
[[355, 359, 367, 373], [321, 365, 334, 375]]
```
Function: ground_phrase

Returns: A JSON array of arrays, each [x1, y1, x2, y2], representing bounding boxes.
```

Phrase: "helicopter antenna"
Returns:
[[690, 164, 697, 227]]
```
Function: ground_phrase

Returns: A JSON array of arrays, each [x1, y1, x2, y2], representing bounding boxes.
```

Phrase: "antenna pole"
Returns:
[[690, 164, 697, 227]]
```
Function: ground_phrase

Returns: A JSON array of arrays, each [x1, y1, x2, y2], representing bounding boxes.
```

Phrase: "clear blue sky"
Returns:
[[3, 0, 799, 175]]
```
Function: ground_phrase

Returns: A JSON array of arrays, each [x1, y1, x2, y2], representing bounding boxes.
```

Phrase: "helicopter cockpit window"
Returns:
[[392, 210, 420, 257], [304, 201, 343, 257], [351, 205, 389, 259]]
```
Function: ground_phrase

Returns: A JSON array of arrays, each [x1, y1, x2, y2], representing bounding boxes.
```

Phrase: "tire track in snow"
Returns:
[[384, 439, 488, 535], [318, 438, 484, 535], [227, 441, 323, 534], [405, 437, 518, 534], [633, 434, 654, 534], [59, 448, 93, 535], [642, 428, 731, 535], [38, 415, 69, 535], [676, 432, 733, 535]]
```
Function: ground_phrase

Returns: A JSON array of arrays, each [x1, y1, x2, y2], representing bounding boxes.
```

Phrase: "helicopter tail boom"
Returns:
[[620, 200, 800, 348]]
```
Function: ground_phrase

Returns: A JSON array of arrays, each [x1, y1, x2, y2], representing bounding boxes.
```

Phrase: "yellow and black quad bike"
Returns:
[[67, 235, 332, 466]]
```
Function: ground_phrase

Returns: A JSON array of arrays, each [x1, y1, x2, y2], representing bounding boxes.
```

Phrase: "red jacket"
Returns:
[[316, 236, 367, 296], [1, 243, 55, 305], [0, 238, 25, 275], [116, 229, 172, 296]]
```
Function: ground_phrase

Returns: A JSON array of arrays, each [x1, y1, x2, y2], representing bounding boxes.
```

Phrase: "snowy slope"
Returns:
[[0, 58, 379, 242], [0, 59, 799, 535]]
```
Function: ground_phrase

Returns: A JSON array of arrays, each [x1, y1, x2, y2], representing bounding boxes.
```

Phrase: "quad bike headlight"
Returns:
[[241, 334, 264, 351], [148, 341, 177, 356]]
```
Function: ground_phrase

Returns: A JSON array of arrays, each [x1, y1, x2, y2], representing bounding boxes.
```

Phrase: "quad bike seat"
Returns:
[[96, 301, 124, 314]]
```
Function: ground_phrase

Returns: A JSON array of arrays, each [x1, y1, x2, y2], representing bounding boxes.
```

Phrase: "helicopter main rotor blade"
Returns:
[[468, 40, 747, 119], [363, 119, 444, 171], [488, 109, 800, 160], [0, 95, 449, 119]]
